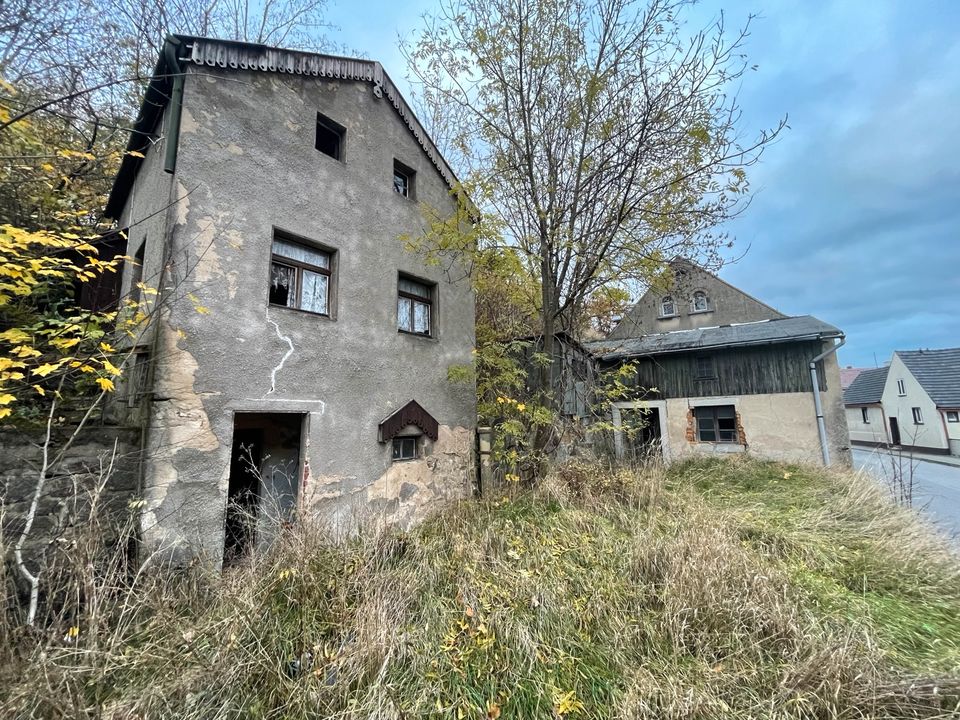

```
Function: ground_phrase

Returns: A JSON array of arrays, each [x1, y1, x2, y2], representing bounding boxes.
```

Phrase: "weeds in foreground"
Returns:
[[2, 457, 959, 719]]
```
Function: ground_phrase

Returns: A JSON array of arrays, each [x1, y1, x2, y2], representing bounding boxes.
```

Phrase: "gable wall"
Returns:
[[608, 262, 785, 339], [881, 355, 948, 451], [132, 66, 476, 560]]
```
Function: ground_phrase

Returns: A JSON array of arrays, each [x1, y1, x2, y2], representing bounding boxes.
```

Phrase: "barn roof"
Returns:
[[586, 315, 842, 361]]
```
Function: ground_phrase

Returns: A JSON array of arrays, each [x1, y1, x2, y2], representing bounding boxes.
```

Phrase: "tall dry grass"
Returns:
[[2, 456, 959, 719]]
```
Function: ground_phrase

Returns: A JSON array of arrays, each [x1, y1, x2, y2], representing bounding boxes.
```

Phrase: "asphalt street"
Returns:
[[853, 448, 960, 540]]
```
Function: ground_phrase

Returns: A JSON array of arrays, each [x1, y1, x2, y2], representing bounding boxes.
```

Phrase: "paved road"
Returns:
[[853, 448, 960, 540]]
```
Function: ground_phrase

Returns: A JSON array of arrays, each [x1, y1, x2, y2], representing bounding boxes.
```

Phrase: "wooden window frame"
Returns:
[[269, 235, 333, 317], [694, 405, 739, 443], [398, 275, 433, 337], [392, 436, 418, 461], [315, 112, 345, 161], [695, 355, 715, 379], [911, 407, 923, 425], [393, 159, 416, 199]]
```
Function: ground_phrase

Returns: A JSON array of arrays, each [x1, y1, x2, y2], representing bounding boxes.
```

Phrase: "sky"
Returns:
[[326, 0, 960, 368]]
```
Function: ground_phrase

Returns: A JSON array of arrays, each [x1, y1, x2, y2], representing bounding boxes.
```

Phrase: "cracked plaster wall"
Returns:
[[123, 66, 476, 561]]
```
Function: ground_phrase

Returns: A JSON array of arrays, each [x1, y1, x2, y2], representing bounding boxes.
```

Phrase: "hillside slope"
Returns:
[[3, 457, 960, 719]]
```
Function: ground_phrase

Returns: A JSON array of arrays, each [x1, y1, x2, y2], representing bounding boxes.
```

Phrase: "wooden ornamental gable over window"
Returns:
[[378, 400, 439, 442]]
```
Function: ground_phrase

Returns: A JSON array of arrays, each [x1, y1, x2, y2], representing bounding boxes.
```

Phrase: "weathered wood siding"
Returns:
[[601, 341, 827, 399]]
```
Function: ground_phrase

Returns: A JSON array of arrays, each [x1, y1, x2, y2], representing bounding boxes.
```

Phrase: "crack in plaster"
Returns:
[[265, 310, 294, 395]]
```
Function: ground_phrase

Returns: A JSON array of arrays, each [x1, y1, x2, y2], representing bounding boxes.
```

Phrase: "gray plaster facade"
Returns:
[[108, 37, 476, 562]]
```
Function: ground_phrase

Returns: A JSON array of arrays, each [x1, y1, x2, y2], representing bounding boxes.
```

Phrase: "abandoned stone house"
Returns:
[[102, 36, 476, 563], [588, 260, 850, 465]]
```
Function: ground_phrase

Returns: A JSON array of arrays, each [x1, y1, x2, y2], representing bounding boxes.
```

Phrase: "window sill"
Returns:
[[689, 308, 714, 315], [268, 303, 334, 321], [657, 314, 678, 320], [398, 329, 437, 342]]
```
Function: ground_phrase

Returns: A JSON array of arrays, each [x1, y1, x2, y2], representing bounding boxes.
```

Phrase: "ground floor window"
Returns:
[[694, 405, 738, 443], [392, 436, 418, 461]]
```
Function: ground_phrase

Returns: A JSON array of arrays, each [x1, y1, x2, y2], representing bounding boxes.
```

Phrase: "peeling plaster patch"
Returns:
[[227, 270, 239, 299], [285, 120, 302, 132], [265, 311, 295, 395], [193, 216, 223, 283], [180, 107, 200, 134], [226, 143, 243, 155], [175, 181, 191, 226], [365, 425, 472, 529]]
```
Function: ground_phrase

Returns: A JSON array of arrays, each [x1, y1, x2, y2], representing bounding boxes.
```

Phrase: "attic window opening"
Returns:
[[691, 291, 710, 313], [861, 407, 869, 424], [911, 407, 923, 425], [896, 379, 906, 396], [315, 112, 345, 161], [947, 411, 959, 423], [659, 295, 676, 318], [393, 159, 415, 199]]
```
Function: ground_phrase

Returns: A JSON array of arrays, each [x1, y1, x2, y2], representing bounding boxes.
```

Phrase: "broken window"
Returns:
[[393, 159, 415, 199], [660, 295, 675, 317], [269, 234, 333, 316], [398, 275, 433, 336], [315, 112, 345, 161], [694, 405, 738, 443], [392, 436, 418, 461]]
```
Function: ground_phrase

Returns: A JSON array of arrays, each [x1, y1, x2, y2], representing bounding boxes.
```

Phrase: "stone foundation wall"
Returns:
[[1, 426, 142, 561]]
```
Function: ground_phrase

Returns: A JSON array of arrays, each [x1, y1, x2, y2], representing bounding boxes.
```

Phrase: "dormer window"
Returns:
[[660, 295, 676, 317], [691, 291, 710, 313]]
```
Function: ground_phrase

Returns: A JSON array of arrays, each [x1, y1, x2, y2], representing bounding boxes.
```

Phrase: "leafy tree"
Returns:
[[408, 0, 784, 409]]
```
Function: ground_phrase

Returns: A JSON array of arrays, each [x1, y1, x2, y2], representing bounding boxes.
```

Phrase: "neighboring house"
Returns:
[[104, 36, 476, 563], [879, 349, 960, 456], [589, 261, 849, 466], [842, 366, 890, 446]]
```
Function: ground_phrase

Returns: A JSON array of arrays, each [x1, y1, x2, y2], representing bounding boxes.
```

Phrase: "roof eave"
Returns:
[[596, 330, 842, 362]]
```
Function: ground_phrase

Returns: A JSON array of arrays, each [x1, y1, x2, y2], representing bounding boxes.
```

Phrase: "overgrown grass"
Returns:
[[3, 457, 959, 718]]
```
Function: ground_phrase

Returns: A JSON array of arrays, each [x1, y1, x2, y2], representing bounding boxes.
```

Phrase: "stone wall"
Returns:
[[1, 426, 142, 561]]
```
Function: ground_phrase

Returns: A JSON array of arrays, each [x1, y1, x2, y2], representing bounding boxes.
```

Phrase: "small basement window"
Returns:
[[315, 112, 345, 161], [393, 159, 416, 199], [392, 436, 418, 461], [861, 407, 870, 424], [694, 405, 738, 443], [947, 411, 959, 423], [269, 233, 334, 316], [912, 407, 923, 424]]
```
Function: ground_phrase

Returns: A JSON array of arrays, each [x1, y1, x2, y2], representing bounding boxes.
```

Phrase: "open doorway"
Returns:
[[889, 416, 901, 446], [623, 407, 662, 462], [223, 413, 304, 565]]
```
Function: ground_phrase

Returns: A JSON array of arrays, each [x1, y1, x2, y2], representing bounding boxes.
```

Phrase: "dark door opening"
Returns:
[[224, 413, 304, 565], [623, 407, 662, 462], [889, 416, 901, 446]]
